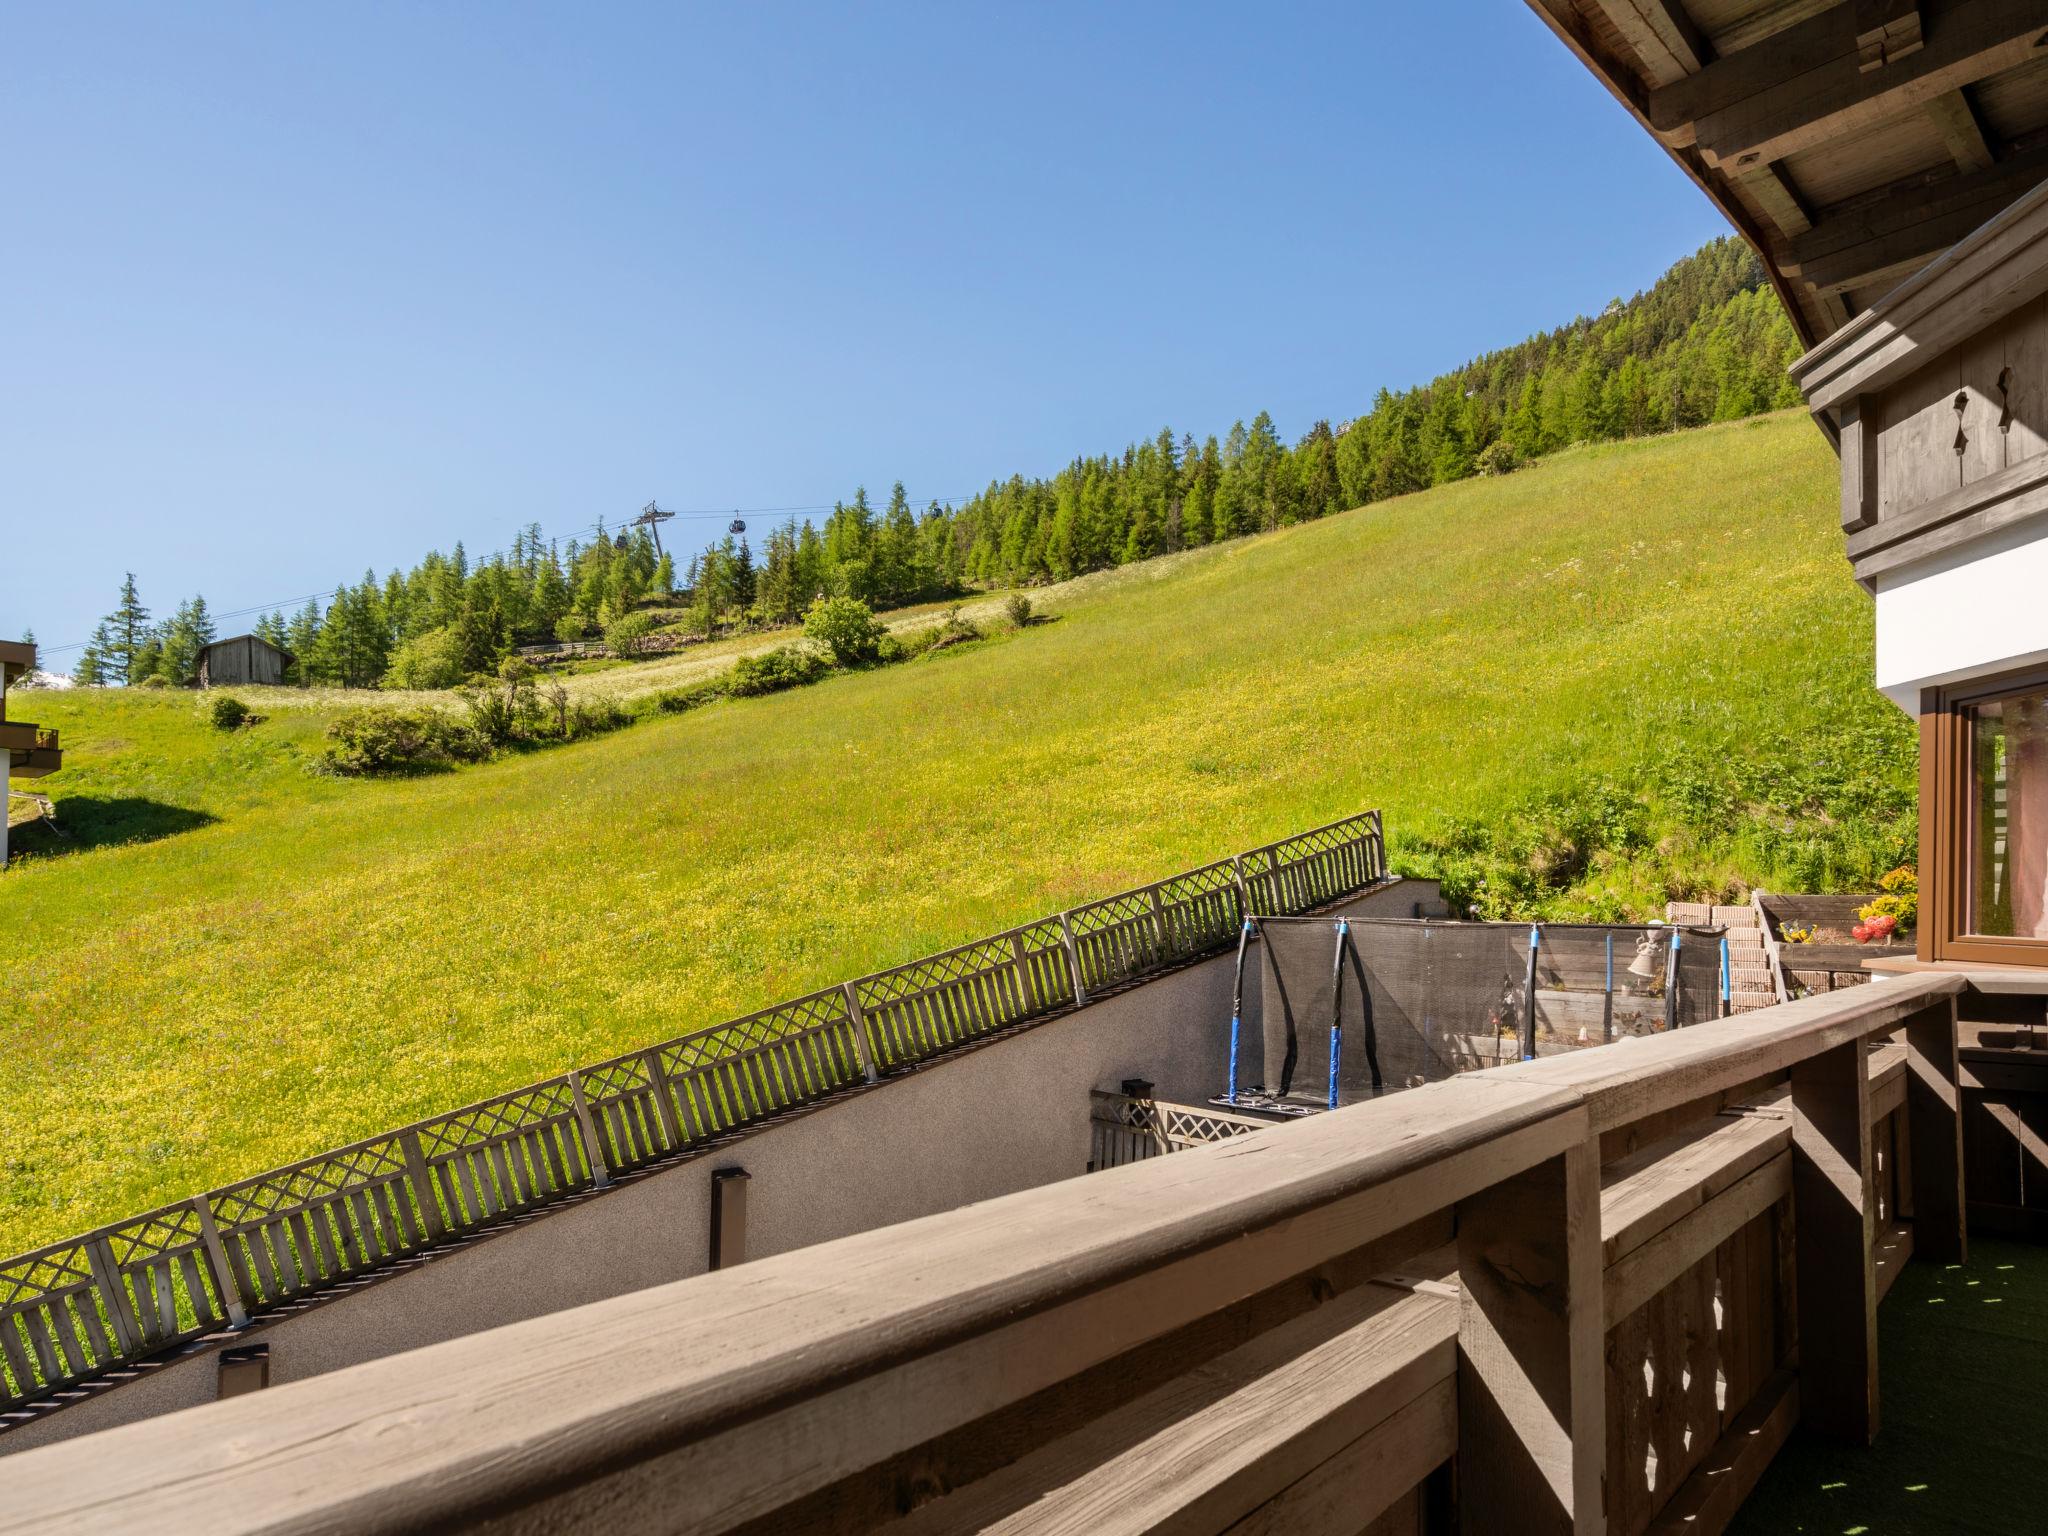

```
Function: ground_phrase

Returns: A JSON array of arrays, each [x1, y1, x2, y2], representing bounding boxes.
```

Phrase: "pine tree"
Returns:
[[102, 573, 152, 684], [155, 596, 216, 685], [74, 623, 114, 686]]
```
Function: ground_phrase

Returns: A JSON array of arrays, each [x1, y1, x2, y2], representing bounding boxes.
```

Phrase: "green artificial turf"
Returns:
[[0, 412, 1914, 1253], [1734, 1239, 2048, 1535]]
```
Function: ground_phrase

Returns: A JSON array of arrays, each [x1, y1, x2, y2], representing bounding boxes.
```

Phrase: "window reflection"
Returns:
[[1971, 691, 2048, 938]]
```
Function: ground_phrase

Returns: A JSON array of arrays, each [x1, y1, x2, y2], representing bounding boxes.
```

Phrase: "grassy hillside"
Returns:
[[0, 412, 1913, 1253]]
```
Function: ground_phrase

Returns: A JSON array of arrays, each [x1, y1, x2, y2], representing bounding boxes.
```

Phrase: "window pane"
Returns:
[[1969, 691, 2048, 939]]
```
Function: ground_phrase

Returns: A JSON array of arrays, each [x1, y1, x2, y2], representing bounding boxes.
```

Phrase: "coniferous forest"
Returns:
[[73, 236, 1806, 691]]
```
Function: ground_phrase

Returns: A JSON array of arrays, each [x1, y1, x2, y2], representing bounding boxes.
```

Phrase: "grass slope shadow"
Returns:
[[6, 795, 217, 862]]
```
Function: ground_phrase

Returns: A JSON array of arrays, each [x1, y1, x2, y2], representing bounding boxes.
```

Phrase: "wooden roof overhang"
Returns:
[[1526, 1, 2048, 349]]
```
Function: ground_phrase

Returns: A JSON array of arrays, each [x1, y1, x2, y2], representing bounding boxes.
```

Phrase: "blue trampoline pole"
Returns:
[[1228, 917, 1251, 1100], [1720, 935, 1731, 1018]]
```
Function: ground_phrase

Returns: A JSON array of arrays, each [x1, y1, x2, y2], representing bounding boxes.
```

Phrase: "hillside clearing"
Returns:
[[0, 412, 1912, 1253]]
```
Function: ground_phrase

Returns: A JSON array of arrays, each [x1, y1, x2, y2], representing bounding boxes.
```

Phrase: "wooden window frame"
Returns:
[[1922, 662, 2048, 964]]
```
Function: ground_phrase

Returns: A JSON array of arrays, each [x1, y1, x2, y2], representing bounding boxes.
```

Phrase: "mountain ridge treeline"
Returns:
[[73, 236, 1805, 689]]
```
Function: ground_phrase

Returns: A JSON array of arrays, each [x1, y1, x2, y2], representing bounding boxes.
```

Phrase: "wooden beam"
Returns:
[[1841, 395, 1880, 530], [1650, 1, 2048, 169], [1592, 0, 1710, 87], [1221, 1386, 1454, 1536], [1905, 997, 1967, 1263], [1740, 161, 1814, 235], [1927, 85, 1996, 172], [1456, 1140, 1605, 1534], [1856, 0, 1926, 72], [1715, 0, 1838, 54], [1786, 140, 2048, 295], [893, 1276, 1456, 1535], [1605, 1150, 1791, 1322], [1789, 1038, 1878, 1444]]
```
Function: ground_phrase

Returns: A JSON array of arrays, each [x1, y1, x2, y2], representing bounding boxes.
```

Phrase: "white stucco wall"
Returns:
[[1873, 517, 2048, 710]]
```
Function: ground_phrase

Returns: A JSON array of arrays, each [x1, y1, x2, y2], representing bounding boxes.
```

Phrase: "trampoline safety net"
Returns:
[[1250, 918, 1730, 1108]]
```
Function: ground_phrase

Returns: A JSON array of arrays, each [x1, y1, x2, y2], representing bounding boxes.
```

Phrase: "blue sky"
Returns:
[[3, 3, 1731, 659]]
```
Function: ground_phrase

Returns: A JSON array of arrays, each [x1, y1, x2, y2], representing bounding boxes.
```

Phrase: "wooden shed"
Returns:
[[195, 634, 293, 689]]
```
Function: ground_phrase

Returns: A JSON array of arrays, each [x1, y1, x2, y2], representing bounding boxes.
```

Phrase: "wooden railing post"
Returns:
[[1058, 912, 1089, 1007], [191, 1195, 250, 1326], [641, 1049, 687, 1150], [83, 1235, 144, 1359], [566, 1073, 613, 1190], [1904, 995, 1966, 1264], [1456, 1137, 1606, 1534], [840, 982, 880, 1083], [1007, 932, 1034, 1015], [399, 1128, 447, 1242], [1790, 1036, 1878, 1443]]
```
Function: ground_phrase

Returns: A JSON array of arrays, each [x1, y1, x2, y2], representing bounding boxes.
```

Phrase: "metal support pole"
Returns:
[[1328, 919, 1348, 1110], [1603, 932, 1614, 1042], [1522, 924, 1540, 1061], [1664, 928, 1683, 1031], [1720, 936, 1732, 1019], [1228, 919, 1252, 1101]]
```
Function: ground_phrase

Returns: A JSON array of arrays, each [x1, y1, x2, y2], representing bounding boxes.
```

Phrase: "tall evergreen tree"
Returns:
[[102, 573, 152, 684], [74, 623, 114, 686]]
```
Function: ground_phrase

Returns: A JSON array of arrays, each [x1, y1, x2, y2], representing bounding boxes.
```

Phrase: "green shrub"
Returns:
[[604, 611, 657, 658], [653, 680, 724, 714], [322, 707, 481, 774], [381, 627, 467, 691], [1475, 439, 1521, 477], [206, 695, 250, 731], [554, 612, 592, 642], [1004, 592, 1034, 628], [804, 596, 886, 665], [727, 645, 828, 697]]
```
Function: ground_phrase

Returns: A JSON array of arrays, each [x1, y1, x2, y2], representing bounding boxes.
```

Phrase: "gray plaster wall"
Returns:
[[1, 877, 1435, 1454]]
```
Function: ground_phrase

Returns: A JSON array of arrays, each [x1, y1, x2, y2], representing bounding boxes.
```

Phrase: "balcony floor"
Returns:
[[1734, 1237, 2048, 1534]]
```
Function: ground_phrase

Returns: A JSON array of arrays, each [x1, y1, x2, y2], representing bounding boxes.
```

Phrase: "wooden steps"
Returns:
[[1669, 902, 1782, 1013]]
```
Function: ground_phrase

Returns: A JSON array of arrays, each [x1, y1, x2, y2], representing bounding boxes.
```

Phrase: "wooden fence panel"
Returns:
[[209, 1139, 430, 1313], [413, 1082, 591, 1235], [659, 989, 866, 1143], [855, 927, 1051, 1068]]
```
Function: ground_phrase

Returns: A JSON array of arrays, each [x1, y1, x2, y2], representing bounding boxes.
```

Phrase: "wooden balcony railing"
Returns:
[[0, 972, 1966, 1535]]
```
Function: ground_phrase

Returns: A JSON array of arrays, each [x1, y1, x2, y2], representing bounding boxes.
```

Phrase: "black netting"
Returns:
[[1242, 919, 1731, 1106]]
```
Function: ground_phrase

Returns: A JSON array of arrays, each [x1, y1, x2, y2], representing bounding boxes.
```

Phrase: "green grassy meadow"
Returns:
[[0, 412, 1914, 1253]]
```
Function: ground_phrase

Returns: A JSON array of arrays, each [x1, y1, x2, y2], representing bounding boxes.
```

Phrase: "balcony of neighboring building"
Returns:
[[0, 641, 60, 782]]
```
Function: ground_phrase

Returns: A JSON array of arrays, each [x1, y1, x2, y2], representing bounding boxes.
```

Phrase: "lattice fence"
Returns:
[[0, 811, 1387, 1412], [1086, 1090, 1270, 1170]]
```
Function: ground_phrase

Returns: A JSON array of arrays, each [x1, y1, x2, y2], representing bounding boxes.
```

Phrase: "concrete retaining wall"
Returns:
[[1, 878, 1436, 1452]]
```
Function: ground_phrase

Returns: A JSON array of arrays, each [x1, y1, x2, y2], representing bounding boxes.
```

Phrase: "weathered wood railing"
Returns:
[[0, 974, 1965, 1535], [0, 812, 1387, 1415]]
